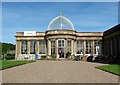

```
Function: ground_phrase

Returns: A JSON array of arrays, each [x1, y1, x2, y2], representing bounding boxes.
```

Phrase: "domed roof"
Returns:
[[48, 12, 74, 30]]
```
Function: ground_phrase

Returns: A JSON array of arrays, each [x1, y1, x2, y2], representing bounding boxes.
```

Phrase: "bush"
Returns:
[[4, 56, 15, 60], [66, 52, 71, 58], [87, 56, 93, 62], [50, 54, 56, 59], [6, 53, 15, 57], [41, 55, 47, 59]]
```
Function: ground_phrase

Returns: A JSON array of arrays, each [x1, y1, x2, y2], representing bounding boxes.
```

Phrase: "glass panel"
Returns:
[[86, 40, 92, 54], [67, 40, 72, 53], [58, 39, 65, 58], [39, 40, 46, 54], [30, 40, 36, 54], [51, 40, 55, 55], [94, 40, 101, 55], [76, 40, 84, 54], [21, 40, 27, 54]]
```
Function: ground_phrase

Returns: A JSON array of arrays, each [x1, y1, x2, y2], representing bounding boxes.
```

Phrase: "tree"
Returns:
[[1, 42, 15, 57]]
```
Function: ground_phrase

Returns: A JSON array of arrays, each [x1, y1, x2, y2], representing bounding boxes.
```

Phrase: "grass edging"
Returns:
[[95, 65, 120, 76]]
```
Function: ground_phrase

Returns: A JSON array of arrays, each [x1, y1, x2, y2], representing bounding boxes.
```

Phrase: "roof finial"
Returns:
[[60, 11, 62, 16]]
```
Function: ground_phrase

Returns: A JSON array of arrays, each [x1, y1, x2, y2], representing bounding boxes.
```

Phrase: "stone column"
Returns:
[[55, 39, 59, 58], [27, 40, 30, 54], [74, 39, 76, 55], [65, 38, 68, 54], [47, 39, 51, 55], [16, 40, 20, 59], [71, 39, 74, 55], [82, 40, 87, 61], [92, 40, 94, 56], [83, 40, 86, 56], [64, 38, 67, 58]]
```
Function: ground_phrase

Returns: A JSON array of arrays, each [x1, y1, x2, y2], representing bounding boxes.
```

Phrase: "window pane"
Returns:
[[51, 40, 55, 55], [76, 40, 84, 54], [21, 40, 27, 54], [86, 40, 92, 54], [39, 40, 46, 54]]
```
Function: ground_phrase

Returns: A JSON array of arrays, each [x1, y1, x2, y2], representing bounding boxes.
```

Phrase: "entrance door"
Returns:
[[58, 39, 65, 58]]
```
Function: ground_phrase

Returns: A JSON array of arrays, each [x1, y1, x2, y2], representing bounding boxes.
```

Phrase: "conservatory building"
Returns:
[[15, 13, 103, 59]]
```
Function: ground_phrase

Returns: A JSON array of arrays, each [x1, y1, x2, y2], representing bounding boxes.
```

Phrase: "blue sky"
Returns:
[[2, 2, 118, 44]]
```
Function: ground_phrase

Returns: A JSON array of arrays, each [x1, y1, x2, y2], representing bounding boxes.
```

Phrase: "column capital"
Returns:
[[16, 39, 20, 41], [46, 38, 50, 41], [55, 38, 58, 40], [64, 38, 68, 40]]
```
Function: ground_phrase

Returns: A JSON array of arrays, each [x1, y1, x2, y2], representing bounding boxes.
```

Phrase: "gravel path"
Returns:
[[2, 61, 118, 83]]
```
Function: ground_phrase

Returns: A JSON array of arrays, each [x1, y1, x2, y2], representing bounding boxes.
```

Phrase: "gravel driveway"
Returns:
[[2, 61, 118, 83]]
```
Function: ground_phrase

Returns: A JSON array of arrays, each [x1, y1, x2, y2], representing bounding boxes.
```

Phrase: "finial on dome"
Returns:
[[60, 11, 62, 16]]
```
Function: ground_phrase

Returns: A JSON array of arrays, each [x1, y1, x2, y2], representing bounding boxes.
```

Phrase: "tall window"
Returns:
[[76, 40, 84, 54], [39, 40, 46, 54], [86, 40, 92, 54], [67, 40, 72, 53], [21, 40, 27, 54], [51, 39, 55, 55], [30, 40, 36, 54], [94, 40, 101, 54]]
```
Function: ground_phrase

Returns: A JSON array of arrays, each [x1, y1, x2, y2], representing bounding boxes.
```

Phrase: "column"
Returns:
[[16, 40, 20, 59], [65, 38, 68, 55], [55, 39, 58, 58], [92, 40, 94, 56], [83, 40, 86, 56], [27, 40, 30, 54], [47, 39, 51, 55], [71, 39, 74, 55], [73, 39, 76, 55], [36, 40, 39, 54]]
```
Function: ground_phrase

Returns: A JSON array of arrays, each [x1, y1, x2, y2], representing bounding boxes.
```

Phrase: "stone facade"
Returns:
[[15, 13, 103, 60], [15, 30, 103, 59], [102, 24, 120, 63]]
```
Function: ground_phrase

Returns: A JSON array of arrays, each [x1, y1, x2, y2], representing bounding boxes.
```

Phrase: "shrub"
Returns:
[[87, 56, 93, 62], [50, 54, 56, 59], [4, 56, 15, 60], [66, 52, 71, 58], [6, 53, 15, 57], [41, 55, 47, 59]]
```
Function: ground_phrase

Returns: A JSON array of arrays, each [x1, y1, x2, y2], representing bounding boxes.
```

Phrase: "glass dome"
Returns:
[[48, 12, 74, 30]]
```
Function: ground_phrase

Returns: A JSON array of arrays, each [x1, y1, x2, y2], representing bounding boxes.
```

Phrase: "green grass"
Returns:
[[0, 60, 35, 70], [96, 64, 120, 76]]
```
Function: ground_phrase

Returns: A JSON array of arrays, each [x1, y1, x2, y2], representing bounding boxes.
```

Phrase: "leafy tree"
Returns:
[[1, 42, 15, 57]]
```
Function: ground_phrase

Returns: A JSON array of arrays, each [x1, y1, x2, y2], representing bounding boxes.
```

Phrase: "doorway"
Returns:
[[58, 39, 65, 58]]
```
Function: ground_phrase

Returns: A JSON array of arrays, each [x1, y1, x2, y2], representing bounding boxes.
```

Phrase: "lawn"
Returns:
[[0, 60, 35, 70], [96, 64, 120, 76]]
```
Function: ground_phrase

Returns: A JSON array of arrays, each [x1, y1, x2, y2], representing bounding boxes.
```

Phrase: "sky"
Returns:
[[2, 2, 118, 44]]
